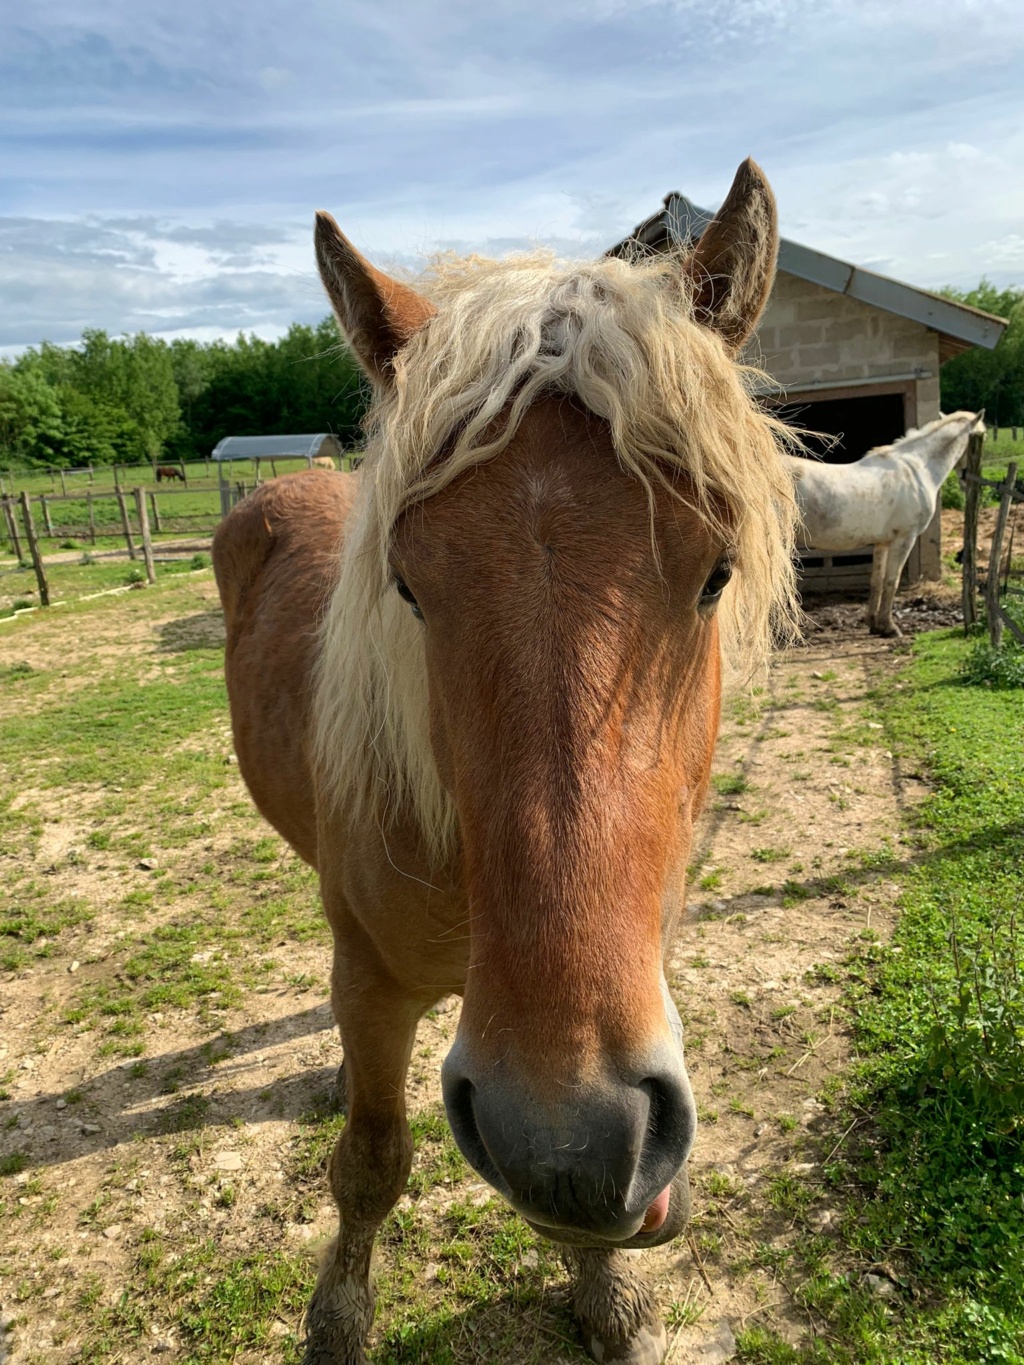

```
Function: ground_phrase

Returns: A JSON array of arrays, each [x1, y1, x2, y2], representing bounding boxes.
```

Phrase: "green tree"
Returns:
[[0, 364, 65, 467], [15, 330, 180, 464], [3, 319, 369, 470], [940, 280, 1024, 425]]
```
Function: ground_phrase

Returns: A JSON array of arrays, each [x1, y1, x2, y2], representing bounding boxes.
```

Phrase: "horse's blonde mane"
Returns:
[[314, 249, 799, 862]]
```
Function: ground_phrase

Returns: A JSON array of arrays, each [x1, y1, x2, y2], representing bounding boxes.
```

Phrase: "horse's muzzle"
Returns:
[[440, 1038, 696, 1244]]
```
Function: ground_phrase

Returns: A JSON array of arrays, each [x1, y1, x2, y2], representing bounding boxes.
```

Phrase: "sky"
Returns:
[[2, 0, 1023, 353]]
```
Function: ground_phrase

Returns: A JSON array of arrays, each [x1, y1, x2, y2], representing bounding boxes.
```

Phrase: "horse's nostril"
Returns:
[[639, 1072, 694, 1150], [442, 1073, 509, 1198], [628, 1071, 696, 1211]]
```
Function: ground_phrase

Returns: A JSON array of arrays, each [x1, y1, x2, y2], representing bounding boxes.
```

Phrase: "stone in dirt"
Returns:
[[137, 859, 157, 871], [213, 1151, 243, 1172], [861, 1272, 898, 1300], [697, 1319, 737, 1361]]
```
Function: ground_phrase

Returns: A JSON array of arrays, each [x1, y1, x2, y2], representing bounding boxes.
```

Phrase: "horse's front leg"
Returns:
[[867, 541, 888, 632], [564, 1247, 667, 1365], [304, 919, 421, 1365]]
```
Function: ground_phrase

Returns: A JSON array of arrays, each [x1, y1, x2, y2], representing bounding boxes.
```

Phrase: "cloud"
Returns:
[[258, 67, 293, 92], [0, 0, 1022, 349], [0, 216, 324, 349]]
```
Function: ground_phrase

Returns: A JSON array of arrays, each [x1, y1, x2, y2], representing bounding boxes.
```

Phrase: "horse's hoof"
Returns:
[[584, 1320, 668, 1365], [303, 1282, 371, 1365], [302, 1338, 367, 1365]]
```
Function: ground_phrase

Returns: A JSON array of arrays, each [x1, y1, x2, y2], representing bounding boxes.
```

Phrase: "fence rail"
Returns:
[[0, 452, 360, 500], [1, 481, 260, 612]]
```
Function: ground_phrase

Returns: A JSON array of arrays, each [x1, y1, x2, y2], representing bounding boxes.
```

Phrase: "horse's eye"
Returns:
[[394, 575, 424, 621], [701, 560, 733, 604]]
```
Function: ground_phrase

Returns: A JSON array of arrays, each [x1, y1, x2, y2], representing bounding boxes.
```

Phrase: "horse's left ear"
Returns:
[[314, 212, 436, 387], [683, 158, 778, 353]]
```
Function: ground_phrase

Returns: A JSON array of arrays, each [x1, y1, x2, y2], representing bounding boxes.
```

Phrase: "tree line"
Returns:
[[938, 281, 1024, 426], [0, 319, 368, 470], [1, 279, 1021, 471]]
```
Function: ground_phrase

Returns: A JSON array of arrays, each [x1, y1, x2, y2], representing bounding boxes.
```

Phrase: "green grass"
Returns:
[[712, 772, 751, 796], [0, 890, 94, 970], [73, 1231, 310, 1363], [0, 553, 203, 614], [751, 846, 789, 864], [0, 646, 227, 787], [850, 632, 1024, 1296], [744, 627, 1024, 1364]]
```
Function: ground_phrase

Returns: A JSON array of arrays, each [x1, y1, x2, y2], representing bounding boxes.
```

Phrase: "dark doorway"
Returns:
[[777, 392, 906, 464]]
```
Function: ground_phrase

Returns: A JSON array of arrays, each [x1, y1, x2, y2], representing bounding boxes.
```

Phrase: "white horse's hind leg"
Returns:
[[867, 543, 888, 632], [873, 530, 916, 637]]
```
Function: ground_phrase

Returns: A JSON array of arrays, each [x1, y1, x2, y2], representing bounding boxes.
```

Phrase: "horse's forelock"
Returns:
[[313, 251, 799, 860]]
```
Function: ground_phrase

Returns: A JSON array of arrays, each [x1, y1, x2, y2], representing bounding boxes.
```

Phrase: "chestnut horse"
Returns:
[[213, 159, 797, 1365], [155, 464, 186, 483]]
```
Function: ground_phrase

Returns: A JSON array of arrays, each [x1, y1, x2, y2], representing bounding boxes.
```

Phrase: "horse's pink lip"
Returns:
[[641, 1185, 671, 1234]]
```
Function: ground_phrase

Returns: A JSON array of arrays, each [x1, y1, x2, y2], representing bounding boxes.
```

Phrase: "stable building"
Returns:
[[210, 433, 345, 516], [610, 195, 1006, 590]]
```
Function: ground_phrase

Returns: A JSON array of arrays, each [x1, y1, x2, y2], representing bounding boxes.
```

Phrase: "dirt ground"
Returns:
[[0, 577, 948, 1364]]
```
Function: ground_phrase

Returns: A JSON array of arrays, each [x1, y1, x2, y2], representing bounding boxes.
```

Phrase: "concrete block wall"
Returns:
[[749, 273, 941, 389]]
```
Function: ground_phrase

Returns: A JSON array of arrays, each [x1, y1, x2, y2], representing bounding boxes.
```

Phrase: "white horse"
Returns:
[[786, 410, 984, 636]]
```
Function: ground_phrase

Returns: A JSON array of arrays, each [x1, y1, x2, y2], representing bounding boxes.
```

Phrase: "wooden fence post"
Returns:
[[149, 491, 162, 534], [961, 429, 983, 632], [86, 491, 96, 543], [40, 494, 54, 537], [2, 496, 24, 563], [59, 469, 67, 495], [19, 492, 50, 607], [116, 488, 137, 560], [133, 487, 156, 584], [986, 461, 1018, 649]]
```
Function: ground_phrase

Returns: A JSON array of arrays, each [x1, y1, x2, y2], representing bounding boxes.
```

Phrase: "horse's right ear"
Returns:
[[314, 212, 435, 387], [682, 158, 779, 353]]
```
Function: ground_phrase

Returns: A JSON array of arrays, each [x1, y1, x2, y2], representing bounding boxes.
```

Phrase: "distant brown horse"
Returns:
[[213, 159, 797, 1365], [155, 465, 186, 484]]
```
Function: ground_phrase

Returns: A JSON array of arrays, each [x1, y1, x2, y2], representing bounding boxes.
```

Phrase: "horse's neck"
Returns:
[[914, 433, 970, 492]]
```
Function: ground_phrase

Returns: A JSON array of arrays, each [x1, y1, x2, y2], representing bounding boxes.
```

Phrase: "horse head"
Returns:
[[313, 160, 795, 1248]]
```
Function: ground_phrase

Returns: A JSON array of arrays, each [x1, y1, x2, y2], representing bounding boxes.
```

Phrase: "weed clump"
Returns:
[[927, 915, 1024, 1137], [960, 640, 1024, 689], [941, 470, 965, 510]]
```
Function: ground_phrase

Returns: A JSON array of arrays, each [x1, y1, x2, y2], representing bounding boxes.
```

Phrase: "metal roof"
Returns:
[[609, 193, 1007, 355], [211, 433, 342, 461]]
